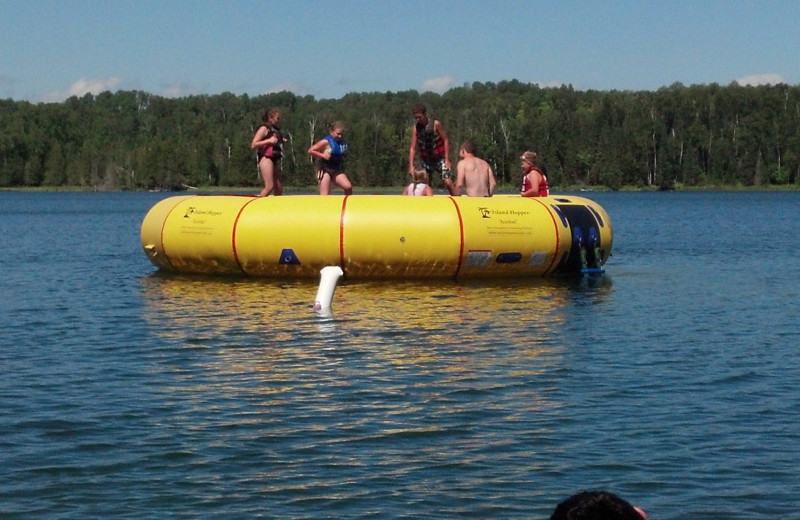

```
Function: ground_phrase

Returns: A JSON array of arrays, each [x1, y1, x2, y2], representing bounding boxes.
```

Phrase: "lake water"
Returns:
[[1, 190, 798, 519]]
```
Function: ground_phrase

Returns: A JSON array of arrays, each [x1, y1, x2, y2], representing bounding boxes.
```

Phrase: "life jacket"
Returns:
[[522, 166, 549, 196], [321, 134, 347, 173], [415, 117, 446, 161], [257, 125, 283, 160]]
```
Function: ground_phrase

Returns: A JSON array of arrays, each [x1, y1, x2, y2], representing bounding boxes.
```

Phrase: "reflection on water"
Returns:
[[140, 273, 612, 344], [138, 273, 614, 404], [132, 273, 621, 518]]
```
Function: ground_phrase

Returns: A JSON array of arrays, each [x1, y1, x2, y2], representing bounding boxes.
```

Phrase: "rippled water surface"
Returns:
[[1, 191, 798, 519]]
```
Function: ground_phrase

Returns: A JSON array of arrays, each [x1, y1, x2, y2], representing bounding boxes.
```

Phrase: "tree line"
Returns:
[[2, 80, 799, 191]]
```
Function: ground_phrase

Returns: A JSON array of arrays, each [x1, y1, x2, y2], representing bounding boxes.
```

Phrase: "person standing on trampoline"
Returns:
[[408, 103, 456, 196]]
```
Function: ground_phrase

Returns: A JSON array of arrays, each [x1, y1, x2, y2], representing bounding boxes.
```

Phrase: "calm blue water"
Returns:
[[1, 191, 798, 519]]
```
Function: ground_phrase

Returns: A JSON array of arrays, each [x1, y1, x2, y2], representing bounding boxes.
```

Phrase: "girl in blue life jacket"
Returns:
[[308, 121, 353, 195]]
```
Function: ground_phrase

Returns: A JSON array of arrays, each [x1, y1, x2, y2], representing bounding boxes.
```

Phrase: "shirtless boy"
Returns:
[[455, 140, 496, 197]]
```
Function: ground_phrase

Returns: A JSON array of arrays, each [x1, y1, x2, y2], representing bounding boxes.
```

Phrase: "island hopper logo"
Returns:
[[182, 206, 224, 227], [183, 206, 223, 218], [476, 207, 530, 219]]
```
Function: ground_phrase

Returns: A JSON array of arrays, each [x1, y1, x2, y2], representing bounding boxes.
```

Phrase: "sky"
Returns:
[[2, 0, 798, 103]]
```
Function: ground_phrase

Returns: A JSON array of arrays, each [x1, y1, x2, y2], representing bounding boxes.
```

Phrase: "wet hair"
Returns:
[[261, 108, 280, 124], [412, 103, 427, 115], [460, 140, 477, 155], [550, 491, 644, 520]]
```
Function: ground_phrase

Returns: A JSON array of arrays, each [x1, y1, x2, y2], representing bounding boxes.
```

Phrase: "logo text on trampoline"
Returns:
[[184, 207, 223, 218], [477, 208, 530, 219]]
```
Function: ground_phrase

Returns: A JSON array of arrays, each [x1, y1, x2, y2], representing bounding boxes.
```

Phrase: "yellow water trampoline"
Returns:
[[140, 194, 612, 280]]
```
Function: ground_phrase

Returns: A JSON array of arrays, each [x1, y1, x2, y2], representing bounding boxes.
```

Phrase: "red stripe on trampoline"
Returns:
[[232, 197, 259, 275], [449, 197, 466, 280], [339, 196, 349, 274]]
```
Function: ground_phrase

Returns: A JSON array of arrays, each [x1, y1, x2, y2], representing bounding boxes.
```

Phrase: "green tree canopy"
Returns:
[[2, 82, 799, 190]]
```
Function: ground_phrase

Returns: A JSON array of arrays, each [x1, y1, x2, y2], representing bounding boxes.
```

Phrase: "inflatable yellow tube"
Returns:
[[140, 194, 612, 279]]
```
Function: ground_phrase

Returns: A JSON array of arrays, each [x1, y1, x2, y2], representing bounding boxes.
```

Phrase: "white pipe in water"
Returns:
[[313, 266, 344, 312]]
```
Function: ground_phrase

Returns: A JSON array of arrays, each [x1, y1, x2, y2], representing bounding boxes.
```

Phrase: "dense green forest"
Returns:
[[2, 80, 799, 191]]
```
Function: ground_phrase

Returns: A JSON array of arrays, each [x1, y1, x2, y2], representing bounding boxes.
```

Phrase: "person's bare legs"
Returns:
[[318, 171, 331, 195], [335, 174, 353, 195], [444, 177, 457, 196], [258, 158, 275, 197]]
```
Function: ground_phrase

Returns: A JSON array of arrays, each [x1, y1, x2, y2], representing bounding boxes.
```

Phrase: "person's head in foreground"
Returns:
[[550, 490, 647, 520]]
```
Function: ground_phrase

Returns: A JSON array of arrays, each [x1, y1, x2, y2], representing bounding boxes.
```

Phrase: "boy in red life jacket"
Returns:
[[408, 103, 457, 196]]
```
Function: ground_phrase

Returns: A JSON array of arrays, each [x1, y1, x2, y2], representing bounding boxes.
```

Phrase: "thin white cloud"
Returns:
[[735, 73, 785, 86], [160, 82, 204, 99], [421, 76, 456, 94], [42, 76, 123, 102], [531, 80, 569, 89]]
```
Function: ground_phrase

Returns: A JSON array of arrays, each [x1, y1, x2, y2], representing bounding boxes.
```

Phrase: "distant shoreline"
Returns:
[[2, 183, 799, 193]]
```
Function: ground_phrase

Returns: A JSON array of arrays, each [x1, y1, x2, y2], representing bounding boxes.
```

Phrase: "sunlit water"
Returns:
[[1, 191, 798, 519]]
